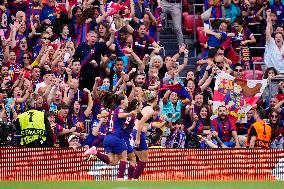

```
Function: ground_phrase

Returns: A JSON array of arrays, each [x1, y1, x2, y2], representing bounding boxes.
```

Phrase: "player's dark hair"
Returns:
[[127, 99, 139, 112], [102, 91, 115, 110], [256, 109, 266, 120], [114, 94, 126, 106]]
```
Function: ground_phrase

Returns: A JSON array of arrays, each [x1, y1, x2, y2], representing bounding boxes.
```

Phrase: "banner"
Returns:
[[159, 83, 191, 99], [106, 2, 123, 16], [213, 72, 267, 123], [240, 47, 250, 69], [0, 148, 284, 181]]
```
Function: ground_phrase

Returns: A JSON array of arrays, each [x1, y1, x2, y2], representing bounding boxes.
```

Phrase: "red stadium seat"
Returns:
[[183, 14, 204, 35], [197, 27, 208, 45], [196, 15, 204, 28], [183, 13, 194, 34], [251, 57, 264, 70], [243, 70, 263, 80]]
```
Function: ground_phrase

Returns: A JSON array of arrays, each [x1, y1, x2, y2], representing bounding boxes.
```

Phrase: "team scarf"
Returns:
[[159, 83, 191, 100]]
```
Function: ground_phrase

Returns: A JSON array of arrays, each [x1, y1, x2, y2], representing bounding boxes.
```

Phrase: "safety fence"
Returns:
[[0, 148, 284, 181]]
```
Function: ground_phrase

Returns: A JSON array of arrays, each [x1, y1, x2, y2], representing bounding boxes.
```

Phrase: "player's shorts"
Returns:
[[124, 138, 134, 154], [103, 134, 127, 154], [132, 129, 148, 151]]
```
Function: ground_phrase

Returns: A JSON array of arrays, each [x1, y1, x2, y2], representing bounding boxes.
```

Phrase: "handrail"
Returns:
[[193, 4, 205, 57], [249, 46, 265, 49]]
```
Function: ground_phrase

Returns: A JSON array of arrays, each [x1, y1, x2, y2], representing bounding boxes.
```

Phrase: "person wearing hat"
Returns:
[[34, 70, 54, 94], [68, 135, 81, 149]]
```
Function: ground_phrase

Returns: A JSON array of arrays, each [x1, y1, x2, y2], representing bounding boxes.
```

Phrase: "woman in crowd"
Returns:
[[231, 18, 256, 54], [262, 67, 279, 108], [269, 110, 284, 149]]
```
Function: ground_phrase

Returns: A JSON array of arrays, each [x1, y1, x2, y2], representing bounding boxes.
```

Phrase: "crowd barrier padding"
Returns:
[[0, 148, 284, 181]]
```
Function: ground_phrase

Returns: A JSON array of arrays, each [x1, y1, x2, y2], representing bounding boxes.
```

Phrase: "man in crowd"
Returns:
[[211, 105, 241, 148]]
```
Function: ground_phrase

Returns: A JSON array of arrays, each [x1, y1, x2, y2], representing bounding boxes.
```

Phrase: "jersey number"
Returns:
[[28, 112, 34, 122], [109, 114, 114, 132]]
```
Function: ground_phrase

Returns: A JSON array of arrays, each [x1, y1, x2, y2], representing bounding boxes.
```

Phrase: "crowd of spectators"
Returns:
[[0, 0, 283, 150]]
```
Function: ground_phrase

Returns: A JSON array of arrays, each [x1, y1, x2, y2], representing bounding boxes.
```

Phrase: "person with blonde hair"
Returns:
[[149, 55, 163, 69]]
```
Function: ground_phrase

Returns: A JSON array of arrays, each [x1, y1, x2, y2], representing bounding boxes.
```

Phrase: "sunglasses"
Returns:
[[271, 114, 278, 118], [23, 56, 30, 59], [235, 69, 243, 72], [42, 37, 51, 40]]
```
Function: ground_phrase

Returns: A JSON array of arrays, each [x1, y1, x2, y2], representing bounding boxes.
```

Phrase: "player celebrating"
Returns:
[[123, 99, 143, 180], [84, 94, 136, 180], [132, 90, 158, 180]]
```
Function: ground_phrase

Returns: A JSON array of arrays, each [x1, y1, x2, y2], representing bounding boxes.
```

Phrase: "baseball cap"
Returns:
[[68, 135, 79, 143]]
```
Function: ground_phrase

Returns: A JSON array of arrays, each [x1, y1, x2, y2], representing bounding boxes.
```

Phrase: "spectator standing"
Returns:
[[73, 30, 115, 90], [264, 9, 284, 74], [211, 105, 241, 148], [160, 0, 183, 45]]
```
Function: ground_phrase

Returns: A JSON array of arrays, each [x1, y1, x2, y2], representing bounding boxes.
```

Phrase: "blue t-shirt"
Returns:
[[208, 30, 227, 48], [40, 5, 56, 22]]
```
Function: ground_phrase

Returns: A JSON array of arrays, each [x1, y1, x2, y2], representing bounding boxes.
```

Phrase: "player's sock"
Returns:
[[133, 161, 146, 179], [128, 164, 135, 180], [117, 161, 127, 179], [96, 151, 110, 164]]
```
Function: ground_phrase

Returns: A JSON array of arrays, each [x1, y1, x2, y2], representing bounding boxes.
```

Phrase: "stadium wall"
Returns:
[[0, 148, 284, 181]]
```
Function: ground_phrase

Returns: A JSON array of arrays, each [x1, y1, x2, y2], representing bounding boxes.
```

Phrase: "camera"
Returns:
[[0, 120, 16, 146]]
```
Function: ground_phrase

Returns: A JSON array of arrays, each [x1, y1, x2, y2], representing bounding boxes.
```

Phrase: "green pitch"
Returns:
[[0, 181, 283, 189]]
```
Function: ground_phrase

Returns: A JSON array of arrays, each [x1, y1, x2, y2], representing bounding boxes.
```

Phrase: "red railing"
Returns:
[[0, 148, 284, 181]]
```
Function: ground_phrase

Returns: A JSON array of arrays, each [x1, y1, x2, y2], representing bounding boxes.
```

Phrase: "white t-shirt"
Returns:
[[35, 82, 47, 94], [264, 38, 284, 73]]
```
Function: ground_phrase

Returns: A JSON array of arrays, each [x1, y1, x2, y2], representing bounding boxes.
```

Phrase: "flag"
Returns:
[[213, 71, 267, 123], [107, 2, 123, 16], [159, 83, 191, 100], [55, 4, 67, 14], [68, 0, 77, 7], [240, 47, 250, 69]]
